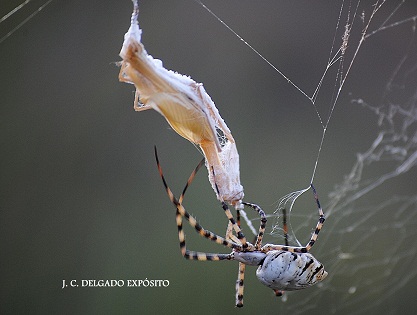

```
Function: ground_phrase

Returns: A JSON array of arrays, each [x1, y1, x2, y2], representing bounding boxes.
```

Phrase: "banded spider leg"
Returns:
[[155, 148, 242, 261], [155, 148, 263, 306], [155, 148, 327, 307]]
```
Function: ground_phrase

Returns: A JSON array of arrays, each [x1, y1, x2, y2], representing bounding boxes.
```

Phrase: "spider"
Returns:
[[155, 148, 327, 307]]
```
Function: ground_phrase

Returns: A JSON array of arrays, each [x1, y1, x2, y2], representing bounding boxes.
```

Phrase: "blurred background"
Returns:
[[1, 0, 417, 314]]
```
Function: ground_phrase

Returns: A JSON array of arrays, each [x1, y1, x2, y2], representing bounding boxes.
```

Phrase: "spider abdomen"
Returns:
[[256, 250, 327, 291]]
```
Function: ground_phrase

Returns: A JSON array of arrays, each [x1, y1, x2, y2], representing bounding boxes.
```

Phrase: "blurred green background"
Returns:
[[1, 1, 417, 314]]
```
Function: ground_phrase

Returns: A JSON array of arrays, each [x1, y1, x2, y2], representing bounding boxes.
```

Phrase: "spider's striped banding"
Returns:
[[221, 201, 248, 248], [282, 208, 289, 246], [243, 202, 267, 250], [235, 263, 245, 308], [306, 184, 325, 251], [156, 148, 240, 262], [179, 158, 205, 204], [155, 148, 327, 307], [125, 1, 327, 308], [175, 207, 234, 261], [256, 251, 327, 291], [211, 171, 250, 249], [262, 185, 325, 253]]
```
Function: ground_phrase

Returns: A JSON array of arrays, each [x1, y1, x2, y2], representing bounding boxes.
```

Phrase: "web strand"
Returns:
[[0, 0, 54, 44], [193, 1, 416, 255], [193, 0, 312, 102], [192, 0, 358, 186], [3, 0, 407, 188], [1, 2, 417, 312], [194, 0, 411, 189]]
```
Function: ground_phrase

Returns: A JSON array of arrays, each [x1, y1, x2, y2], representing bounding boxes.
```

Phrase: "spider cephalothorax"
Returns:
[[155, 147, 327, 307]]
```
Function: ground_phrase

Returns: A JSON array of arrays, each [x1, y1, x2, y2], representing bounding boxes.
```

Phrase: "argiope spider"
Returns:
[[155, 148, 327, 307]]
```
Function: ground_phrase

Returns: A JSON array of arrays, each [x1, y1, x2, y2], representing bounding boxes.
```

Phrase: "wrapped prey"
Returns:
[[119, 1, 244, 209]]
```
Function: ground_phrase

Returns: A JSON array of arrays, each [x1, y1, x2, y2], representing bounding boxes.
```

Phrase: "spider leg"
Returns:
[[242, 202, 267, 250], [305, 184, 325, 251], [261, 184, 325, 253], [211, 169, 250, 250], [219, 204, 247, 248], [155, 147, 242, 260], [175, 208, 231, 261], [225, 220, 240, 244], [231, 202, 267, 308], [178, 157, 205, 204], [282, 208, 289, 246], [227, 208, 241, 241], [235, 262, 245, 307], [224, 208, 242, 249], [233, 209, 245, 308]]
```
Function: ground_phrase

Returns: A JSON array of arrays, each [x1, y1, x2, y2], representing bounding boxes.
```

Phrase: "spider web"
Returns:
[[197, 0, 417, 313], [1, 1, 417, 315], [249, 1, 417, 313], [277, 60, 417, 314]]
